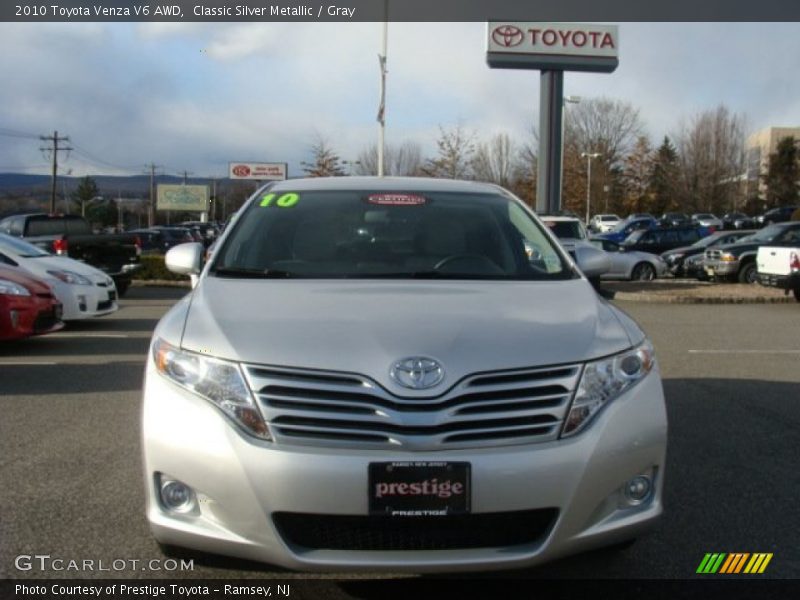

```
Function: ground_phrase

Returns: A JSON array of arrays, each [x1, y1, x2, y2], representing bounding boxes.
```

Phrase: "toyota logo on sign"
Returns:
[[232, 164, 251, 177], [492, 25, 524, 48]]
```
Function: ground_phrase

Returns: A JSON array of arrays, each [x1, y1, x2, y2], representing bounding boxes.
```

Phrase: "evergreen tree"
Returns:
[[763, 136, 799, 206], [302, 136, 346, 177], [71, 176, 101, 217], [649, 136, 679, 215]]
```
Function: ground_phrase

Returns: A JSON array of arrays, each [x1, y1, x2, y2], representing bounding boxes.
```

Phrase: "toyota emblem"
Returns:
[[492, 25, 524, 48], [390, 357, 445, 390]]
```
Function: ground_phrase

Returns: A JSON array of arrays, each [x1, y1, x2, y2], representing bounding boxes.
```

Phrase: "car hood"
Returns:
[[12, 255, 113, 284], [179, 278, 637, 394], [0, 264, 53, 295]]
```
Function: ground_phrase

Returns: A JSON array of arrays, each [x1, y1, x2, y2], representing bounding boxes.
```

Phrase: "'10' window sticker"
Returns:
[[260, 193, 300, 208]]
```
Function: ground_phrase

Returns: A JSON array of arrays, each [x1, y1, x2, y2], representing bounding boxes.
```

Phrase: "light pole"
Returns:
[[581, 152, 602, 225], [560, 96, 580, 204]]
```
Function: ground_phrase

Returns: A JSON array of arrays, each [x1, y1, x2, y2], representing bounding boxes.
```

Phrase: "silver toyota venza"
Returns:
[[142, 177, 667, 572]]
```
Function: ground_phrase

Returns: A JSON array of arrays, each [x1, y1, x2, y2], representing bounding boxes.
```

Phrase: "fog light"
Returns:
[[623, 475, 653, 505], [77, 295, 87, 311], [159, 477, 196, 513]]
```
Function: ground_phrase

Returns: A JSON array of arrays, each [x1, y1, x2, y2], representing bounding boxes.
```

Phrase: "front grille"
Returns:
[[97, 300, 113, 311], [273, 509, 558, 551], [243, 363, 580, 450], [705, 250, 721, 261]]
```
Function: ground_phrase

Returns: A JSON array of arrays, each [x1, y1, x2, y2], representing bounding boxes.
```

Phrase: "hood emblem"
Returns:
[[390, 357, 445, 390]]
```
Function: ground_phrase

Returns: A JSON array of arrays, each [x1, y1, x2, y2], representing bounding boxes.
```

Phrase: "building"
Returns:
[[745, 126, 800, 200]]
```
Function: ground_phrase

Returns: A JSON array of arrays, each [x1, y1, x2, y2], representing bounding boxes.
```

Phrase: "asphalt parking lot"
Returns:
[[1, 286, 798, 585]]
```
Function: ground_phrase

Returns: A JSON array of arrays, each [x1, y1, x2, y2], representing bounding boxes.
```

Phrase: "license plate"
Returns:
[[368, 462, 470, 516], [705, 266, 715, 275]]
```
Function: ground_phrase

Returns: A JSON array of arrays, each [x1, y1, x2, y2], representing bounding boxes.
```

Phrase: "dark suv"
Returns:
[[755, 205, 798, 227], [620, 226, 710, 255]]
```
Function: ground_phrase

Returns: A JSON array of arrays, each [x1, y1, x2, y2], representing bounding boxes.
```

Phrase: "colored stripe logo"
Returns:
[[697, 553, 773, 574]]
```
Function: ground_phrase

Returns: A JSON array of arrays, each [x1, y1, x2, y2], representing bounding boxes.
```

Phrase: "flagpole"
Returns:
[[377, 2, 388, 177]]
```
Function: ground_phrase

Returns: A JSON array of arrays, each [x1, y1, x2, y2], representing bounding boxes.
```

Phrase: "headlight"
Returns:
[[0, 279, 31, 296], [152, 338, 271, 440], [719, 253, 737, 263], [47, 270, 92, 285], [562, 339, 655, 438]]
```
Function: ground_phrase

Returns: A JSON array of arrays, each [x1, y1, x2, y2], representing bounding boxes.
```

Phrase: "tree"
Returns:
[[422, 123, 476, 179], [762, 136, 799, 206], [675, 104, 746, 214], [563, 97, 645, 216], [471, 133, 515, 187], [71, 176, 101, 217], [622, 135, 654, 213], [649, 136, 680, 215], [354, 141, 423, 176], [301, 136, 346, 177]]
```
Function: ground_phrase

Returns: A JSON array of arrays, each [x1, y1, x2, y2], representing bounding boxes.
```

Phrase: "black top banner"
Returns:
[[4, 0, 800, 22]]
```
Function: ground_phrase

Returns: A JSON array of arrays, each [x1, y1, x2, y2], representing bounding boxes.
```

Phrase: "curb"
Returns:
[[132, 279, 191, 288]]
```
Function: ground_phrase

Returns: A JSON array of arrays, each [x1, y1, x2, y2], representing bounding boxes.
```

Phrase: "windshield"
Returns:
[[747, 224, 785, 243], [213, 189, 572, 280], [0, 233, 51, 257]]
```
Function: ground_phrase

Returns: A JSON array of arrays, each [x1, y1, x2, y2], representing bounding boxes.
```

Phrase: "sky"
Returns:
[[1, 21, 799, 179]]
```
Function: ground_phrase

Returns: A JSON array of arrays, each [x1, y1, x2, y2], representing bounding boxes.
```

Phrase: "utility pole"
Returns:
[[40, 131, 72, 213], [581, 152, 602, 224], [145, 163, 161, 227], [376, 0, 388, 177], [181, 170, 193, 184]]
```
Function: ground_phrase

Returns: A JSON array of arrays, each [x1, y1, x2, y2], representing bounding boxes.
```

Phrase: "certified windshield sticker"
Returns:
[[367, 194, 427, 206], [260, 192, 299, 208]]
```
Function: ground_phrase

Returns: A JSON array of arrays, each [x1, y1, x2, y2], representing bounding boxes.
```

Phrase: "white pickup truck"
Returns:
[[757, 245, 800, 302]]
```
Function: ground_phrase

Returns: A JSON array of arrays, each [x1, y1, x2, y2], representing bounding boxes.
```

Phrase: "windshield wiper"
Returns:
[[212, 266, 296, 278]]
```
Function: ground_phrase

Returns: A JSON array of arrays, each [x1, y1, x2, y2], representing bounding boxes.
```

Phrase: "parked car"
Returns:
[[143, 177, 666, 572], [179, 221, 220, 246], [755, 205, 798, 226], [588, 214, 621, 234], [757, 245, 800, 302], [690, 213, 723, 230], [721, 212, 755, 230], [0, 264, 64, 341], [660, 230, 755, 278], [589, 238, 668, 281], [620, 226, 710, 255], [658, 212, 691, 227], [0, 234, 118, 321], [539, 215, 592, 256], [595, 216, 657, 244], [0, 213, 141, 296], [704, 221, 800, 284]]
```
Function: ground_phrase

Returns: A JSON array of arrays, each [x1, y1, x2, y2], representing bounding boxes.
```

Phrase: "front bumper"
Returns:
[[0, 295, 63, 340], [142, 362, 667, 572], [48, 280, 118, 321], [704, 260, 738, 278]]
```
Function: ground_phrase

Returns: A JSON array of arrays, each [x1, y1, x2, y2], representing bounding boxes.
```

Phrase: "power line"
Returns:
[[69, 142, 140, 173], [0, 127, 40, 140]]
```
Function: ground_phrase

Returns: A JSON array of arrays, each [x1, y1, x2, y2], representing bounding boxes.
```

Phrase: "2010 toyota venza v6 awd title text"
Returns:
[[142, 177, 667, 572]]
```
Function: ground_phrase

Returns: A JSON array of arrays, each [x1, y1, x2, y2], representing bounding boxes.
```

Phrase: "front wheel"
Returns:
[[738, 262, 757, 284], [794, 287, 800, 302], [632, 263, 656, 281]]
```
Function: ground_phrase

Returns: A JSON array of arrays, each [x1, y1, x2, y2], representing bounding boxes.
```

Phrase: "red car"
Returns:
[[0, 265, 64, 341]]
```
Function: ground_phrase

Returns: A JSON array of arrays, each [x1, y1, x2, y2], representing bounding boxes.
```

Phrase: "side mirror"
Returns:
[[574, 245, 611, 278], [165, 242, 204, 277]]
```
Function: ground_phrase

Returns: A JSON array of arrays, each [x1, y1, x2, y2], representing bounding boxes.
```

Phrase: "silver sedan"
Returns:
[[590, 238, 668, 281]]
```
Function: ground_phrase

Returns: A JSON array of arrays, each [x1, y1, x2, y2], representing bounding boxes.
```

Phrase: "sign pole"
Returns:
[[536, 70, 563, 214]]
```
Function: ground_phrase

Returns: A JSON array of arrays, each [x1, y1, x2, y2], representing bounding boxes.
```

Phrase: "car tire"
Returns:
[[794, 287, 800, 303], [738, 262, 757, 284], [632, 263, 656, 281], [116, 281, 130, 297]]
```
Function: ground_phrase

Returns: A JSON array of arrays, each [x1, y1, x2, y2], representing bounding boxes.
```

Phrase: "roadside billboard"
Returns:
[[156, 184, 209, 211], [229, 162, 287, 180]]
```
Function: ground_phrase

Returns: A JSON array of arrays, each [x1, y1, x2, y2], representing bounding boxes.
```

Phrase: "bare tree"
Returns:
[[422, 123, 476, 179], [354, 141, 423, 176], [510, 126, 538, 206], [675, 104, 746, 214], [622, 135, 654, 214], [301, 135, 346, 177], [471, 133, 515, 187]]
